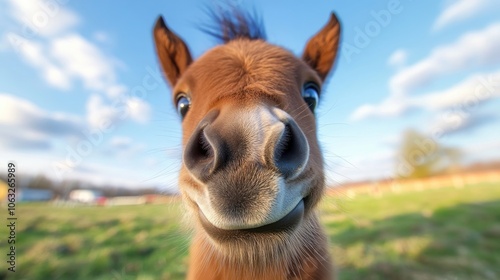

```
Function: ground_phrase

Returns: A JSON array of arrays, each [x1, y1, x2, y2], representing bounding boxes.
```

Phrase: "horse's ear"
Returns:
[[302, 13, 341, 81], [153, 16, 193, 87]]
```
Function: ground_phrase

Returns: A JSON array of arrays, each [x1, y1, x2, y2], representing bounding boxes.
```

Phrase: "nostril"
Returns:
[[183, 109, 227, 181], [184, 128, 215, 180], [274, 124, 293, 163], [273, 121, 309, 179], [195, 130, 213, 160]]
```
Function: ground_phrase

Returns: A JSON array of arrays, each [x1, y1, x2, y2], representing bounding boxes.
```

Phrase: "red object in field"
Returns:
[[96, 196, 107, 206]]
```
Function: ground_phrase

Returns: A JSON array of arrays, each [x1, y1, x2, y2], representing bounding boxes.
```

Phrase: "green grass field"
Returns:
[[2, 182, 500, 280]]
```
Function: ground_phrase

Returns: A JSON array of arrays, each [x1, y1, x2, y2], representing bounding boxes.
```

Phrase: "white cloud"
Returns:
[[50, 34, 120, 92], [387, 49, 408, 68], [6, 0, 79, 37], [4, 0, 127, 94], [3, 0, 152, 130], [11, 35, 71, 89], [413, 70, 500, 111], [86, 94, 122, 129], [390, 22, 500, 96], [0, 1, 159, 188], [0, 93, 84, 149], [0, 93, 152, 185], [4, 1, 152, 127], [350, 96, 409, 121], [126, 97, 151, 124], [106, 84, 127, 98], [9, 32, 125, 93], [351, 70, 500, 121], [86, 94, 151, 129], [428, 112, 496, 136], [352, 23, 500, 121], [8, 33, 150, 128], [433, 0, 496, 31], [0, 93, 83, 135], [0, 129, 51, 150]]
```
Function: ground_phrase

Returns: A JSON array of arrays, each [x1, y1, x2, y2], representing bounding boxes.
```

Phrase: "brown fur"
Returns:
[[153, 11, 341, 279]]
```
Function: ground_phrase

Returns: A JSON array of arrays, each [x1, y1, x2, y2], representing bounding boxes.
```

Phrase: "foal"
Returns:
[[153, 10, 341, 280]]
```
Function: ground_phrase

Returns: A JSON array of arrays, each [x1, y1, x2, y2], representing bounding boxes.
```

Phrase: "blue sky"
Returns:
[[1, 0, 499, 191]]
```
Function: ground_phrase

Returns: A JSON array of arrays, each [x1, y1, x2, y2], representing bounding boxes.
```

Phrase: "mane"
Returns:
[[201, 7, 266, 43]]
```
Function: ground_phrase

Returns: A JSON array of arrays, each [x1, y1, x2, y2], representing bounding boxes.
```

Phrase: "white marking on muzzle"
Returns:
[[186, 105, 310, 230]]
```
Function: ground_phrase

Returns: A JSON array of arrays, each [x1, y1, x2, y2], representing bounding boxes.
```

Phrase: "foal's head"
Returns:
[[154, 11, 340, 264]]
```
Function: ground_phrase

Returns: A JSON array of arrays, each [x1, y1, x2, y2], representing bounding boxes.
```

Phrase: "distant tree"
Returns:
[[27, 175, 54, 190], [395, 129, 462, 179], [58, 179, 82, 199]]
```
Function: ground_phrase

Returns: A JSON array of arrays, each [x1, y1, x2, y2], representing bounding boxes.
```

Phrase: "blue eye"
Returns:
[[176, 94, 190, 120], [302, 83, 319, 113]]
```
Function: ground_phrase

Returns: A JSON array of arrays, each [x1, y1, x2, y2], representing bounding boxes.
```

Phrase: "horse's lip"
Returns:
[[199, 199, 305, 239]]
